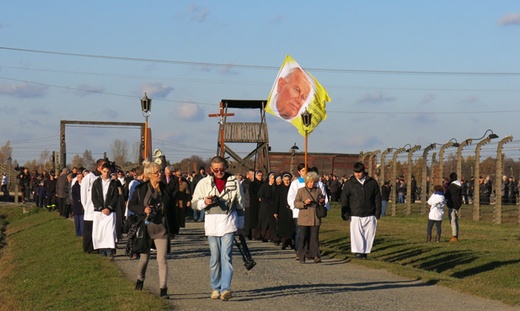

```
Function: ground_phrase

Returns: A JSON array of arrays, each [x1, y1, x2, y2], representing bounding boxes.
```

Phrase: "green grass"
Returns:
[[1, 203, 519, 308], [320, 202, 520, 306], [0, 206, 169, 311]]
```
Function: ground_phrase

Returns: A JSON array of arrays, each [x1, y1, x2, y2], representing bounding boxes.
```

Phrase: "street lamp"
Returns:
[[380, 148, 393, 184], [405, 144, 421, 215], [473, 131, 499, 220], [391, 147, 406, 216], [421, 143, 436, 214], [456, 139, 473, 181], [438, 138, 459, 187], [290, 143, 299, 175], [368, 150, 380, 178], [301, 108, 312, 173], [141, 93, 152, 161]]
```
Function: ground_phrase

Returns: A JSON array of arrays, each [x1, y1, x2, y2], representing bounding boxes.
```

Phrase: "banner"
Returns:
[[266, 55, 331, 136]]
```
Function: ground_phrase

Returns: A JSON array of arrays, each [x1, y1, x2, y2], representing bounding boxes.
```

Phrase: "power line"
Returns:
[[2, 46, 520, 76]]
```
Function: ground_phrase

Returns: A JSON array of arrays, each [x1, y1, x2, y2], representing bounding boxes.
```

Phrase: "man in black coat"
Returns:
[[445, 172, 462, 242], [340, 162, 381, 259]]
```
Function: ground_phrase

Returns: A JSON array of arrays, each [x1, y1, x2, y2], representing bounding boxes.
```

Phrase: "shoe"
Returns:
[[211, 290, 220, 299], [299, 256, 305, 264], [449, 236, 458, 242], [220, 290, 232, 301], [354, 253, 367, 259], [281, 245, 286, 250], [135, 280, 144, 290], [426, 235, 431, 243], [314, 257, 321, 264], [160, 287, 169, 299], [435, 235, 440, 243]]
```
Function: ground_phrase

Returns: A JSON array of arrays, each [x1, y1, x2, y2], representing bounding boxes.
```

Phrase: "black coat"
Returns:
[[128, 181, 174, 234], [92, 178, 119, 212], [445, 181, 462, 210], [341, 175, 381, 219], [272, 183, 295, 238]]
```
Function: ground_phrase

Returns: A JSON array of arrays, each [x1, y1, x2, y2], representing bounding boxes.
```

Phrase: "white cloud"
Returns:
[[173, 102, 205, 121], [420, 94, 436, 104], [498, 13, 520, 26], [141, 82, 174, 99], [356, 93, 396, 105], [0, 83, 47, 98]]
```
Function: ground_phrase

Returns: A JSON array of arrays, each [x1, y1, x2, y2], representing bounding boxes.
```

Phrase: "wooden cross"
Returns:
[[208, 101, 235, 156]]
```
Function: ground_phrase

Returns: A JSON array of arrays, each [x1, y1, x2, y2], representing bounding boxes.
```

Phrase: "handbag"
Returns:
[[131, 220, 150, 253], [316, 203, 327, 218], [305, 187, 327, 218]]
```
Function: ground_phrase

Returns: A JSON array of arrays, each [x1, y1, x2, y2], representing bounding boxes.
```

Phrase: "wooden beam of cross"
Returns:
[[208, 101, 235, 156]]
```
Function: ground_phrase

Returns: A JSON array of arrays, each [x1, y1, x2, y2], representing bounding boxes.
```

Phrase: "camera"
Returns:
[[318, 194, 325, 204], [145, 202, 163, 224], [210, 195, 220, 207]]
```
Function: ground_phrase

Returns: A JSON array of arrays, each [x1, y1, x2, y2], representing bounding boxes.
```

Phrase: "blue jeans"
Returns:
[[208, 232, 234, 292], [381, 200, 388, 217], [194, 209, 205, 222]]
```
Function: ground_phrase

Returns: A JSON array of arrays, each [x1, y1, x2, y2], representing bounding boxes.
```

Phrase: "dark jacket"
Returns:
[[340, 175, 381, 219], [128, 181, 173, 233], [445, 180, 462, 210], [91, 178, 119, 212]]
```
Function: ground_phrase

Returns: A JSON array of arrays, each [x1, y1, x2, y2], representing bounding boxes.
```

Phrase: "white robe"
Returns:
[[92, 211, 117, 249]]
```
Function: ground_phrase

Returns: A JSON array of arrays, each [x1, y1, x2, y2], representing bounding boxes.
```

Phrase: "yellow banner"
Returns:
[[266, 55, 331, 136]]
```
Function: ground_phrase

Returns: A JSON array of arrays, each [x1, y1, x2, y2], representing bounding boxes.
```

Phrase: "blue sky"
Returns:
[[1, 1, 520, 166]]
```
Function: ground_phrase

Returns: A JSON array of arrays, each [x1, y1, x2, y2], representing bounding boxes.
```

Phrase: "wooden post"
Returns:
[[208, 101, 235, 157]]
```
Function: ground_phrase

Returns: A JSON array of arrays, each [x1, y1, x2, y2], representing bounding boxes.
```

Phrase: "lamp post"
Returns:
[[456, 139, 472, 181], [368, 150, 380, 178], [438, 138, 459, 187], [421, 144, 436, 214], [141, 93, 152, 161], [495, 135, 513, 225], [7, 156, 12, 197], [301, 109, 312, 173], [290, 143, 299, 175], [405, 144, 421, 215], [380, 148, 393, 184], [473, 131, 498, 220], [391, 147, 406, 216]]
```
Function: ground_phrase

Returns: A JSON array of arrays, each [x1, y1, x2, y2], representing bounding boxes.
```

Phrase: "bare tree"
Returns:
[[132, 141, 141, 164], [83, 149, 95, 170], [110, 139, 128, 167], [71, 154, 84, 168], [38, 149, 52, 172], [0, 140, 13, 164]]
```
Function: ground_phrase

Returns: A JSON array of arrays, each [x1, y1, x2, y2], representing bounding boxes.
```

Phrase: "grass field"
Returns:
[[0, 202, 519, 309], [320, 202, 520, 306]]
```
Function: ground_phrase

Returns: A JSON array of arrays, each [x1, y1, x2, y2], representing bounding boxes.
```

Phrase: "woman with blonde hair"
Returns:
[[128, 160, 173, 299], [293, 171, 326, 263]]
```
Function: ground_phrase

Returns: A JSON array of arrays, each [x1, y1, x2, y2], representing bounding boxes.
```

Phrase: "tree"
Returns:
[[71, 154, 84, 168], [82, 149, 95, 170], [0, 140, 12, 164], [38, 149, 52, 172], [110, 139, 128, 167]]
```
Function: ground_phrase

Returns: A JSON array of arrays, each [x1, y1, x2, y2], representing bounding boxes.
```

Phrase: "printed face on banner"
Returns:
[[276, 68, 312, 120]]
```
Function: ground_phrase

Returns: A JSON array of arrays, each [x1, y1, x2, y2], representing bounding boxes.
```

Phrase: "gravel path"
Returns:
[[114, 221, 516, 311]]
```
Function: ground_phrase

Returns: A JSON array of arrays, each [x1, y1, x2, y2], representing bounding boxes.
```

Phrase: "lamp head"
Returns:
[[141, 92, 152, 113]]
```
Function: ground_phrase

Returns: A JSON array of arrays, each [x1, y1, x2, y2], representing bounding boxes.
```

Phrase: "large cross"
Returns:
[[208, 101, 235, 156]]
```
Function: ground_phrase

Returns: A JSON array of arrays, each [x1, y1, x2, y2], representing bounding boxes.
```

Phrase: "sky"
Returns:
[[1, 1, 520, 167]]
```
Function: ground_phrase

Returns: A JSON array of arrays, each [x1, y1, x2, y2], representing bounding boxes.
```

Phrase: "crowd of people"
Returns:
[[15, 156, 520, 301]]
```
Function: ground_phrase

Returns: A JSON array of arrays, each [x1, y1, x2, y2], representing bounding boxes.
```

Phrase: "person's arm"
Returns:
[[294, 188, 306, 210], [191, 178, 209, 211], [287, 180, 298, 210], [340, 181, 351, 220]]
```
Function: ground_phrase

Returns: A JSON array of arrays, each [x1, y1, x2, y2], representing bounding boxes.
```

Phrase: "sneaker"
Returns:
[[211, 290, 220, 299], [220, 290, 232, 301]]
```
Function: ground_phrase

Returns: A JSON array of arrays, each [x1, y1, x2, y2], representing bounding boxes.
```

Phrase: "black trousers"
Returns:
[[298, 225, 320, 259], [83, 220, 94, 253]]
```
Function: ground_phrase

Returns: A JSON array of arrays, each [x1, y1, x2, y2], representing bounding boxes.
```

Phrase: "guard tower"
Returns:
[[209, 99, 270, 173]]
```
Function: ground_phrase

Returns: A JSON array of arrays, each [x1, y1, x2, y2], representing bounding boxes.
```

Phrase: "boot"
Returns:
[[449, 236, 458, 242], [426, 235, 431, 243], [135, 279, 144, 290], [435, 235, 440, 243], [160, 287, 169, 299]]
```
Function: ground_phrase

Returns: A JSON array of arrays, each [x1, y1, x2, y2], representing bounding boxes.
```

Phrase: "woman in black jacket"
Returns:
[[128, 161, 173, 299], [272, 173, 295, 250]]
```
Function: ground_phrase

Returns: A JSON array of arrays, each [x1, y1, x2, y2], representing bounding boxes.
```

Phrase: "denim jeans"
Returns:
[[194, 209, 205, 222], [208, 232, 234, 292], [381, 200, 388, 217]]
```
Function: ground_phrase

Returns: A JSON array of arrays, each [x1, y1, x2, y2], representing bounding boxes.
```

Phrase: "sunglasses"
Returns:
[[212, 168, 225, 173]]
